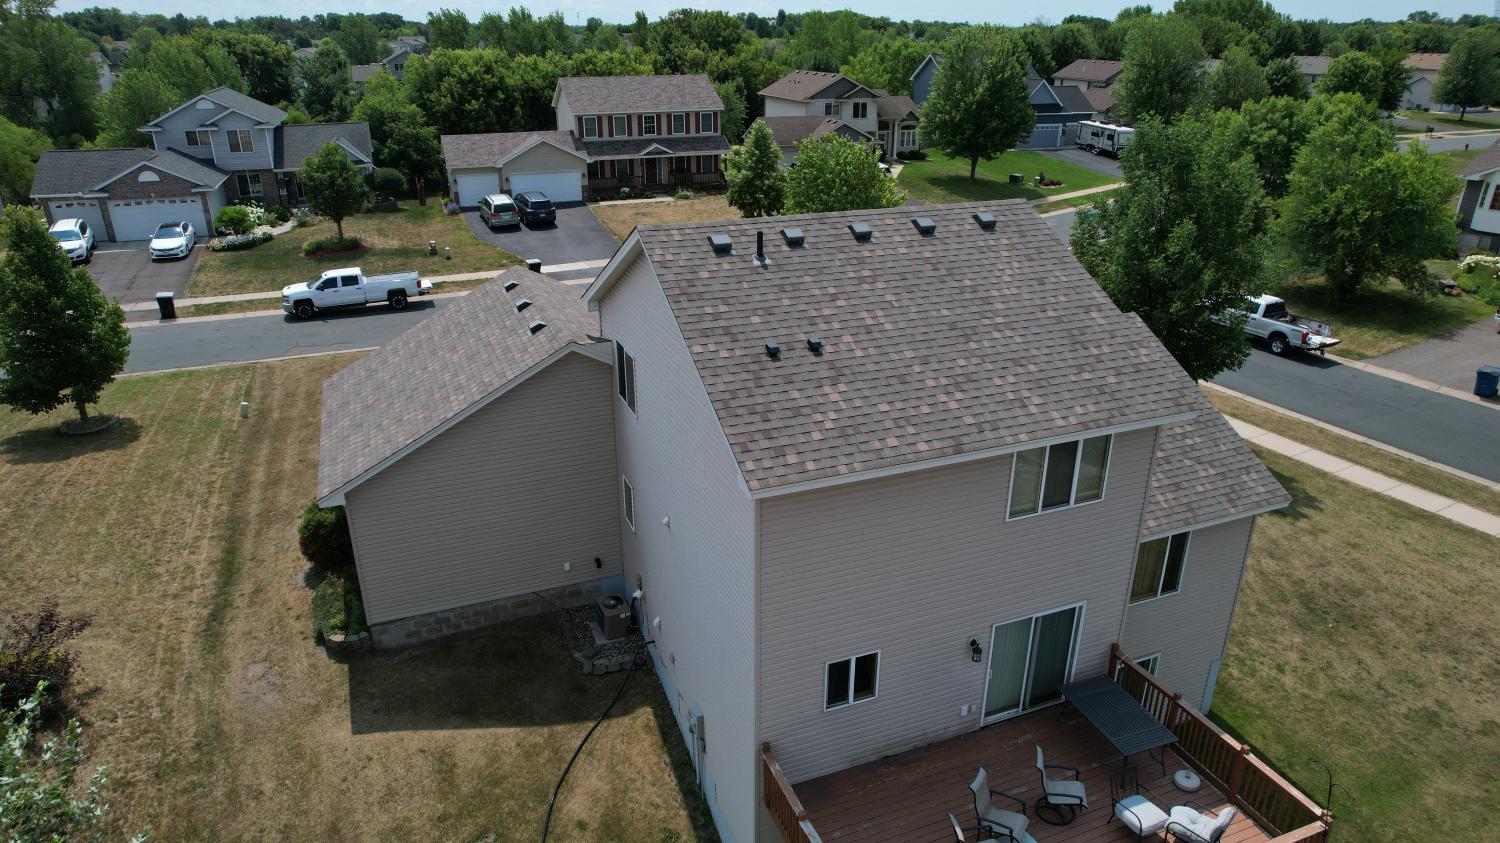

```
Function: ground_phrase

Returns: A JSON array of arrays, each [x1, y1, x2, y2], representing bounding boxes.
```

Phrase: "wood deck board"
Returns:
[[793, 706, 1272, 843]]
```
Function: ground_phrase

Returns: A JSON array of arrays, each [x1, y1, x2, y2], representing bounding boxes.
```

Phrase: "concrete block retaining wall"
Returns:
[[369, 574, 625, 648]]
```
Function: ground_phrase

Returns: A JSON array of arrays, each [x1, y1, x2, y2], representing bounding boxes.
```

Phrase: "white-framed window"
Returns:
[[824, 651, 879, 710], [698, 111, 714, 133], [1007, 434, 1111, 519], [900, 128, 917, 148], [621, 475, 636, 531], [1130, 532, 1189, 604], [235, 173, 263, 197], [227, 129, 254, 153], [851, 102, 868, 119], [582, 116, 599, 139], [642, 114, 657, 135], [184, 129, 212, 147], [671, 113, 686, 134], [613, 114, 629, 137], [1135, 653, 1160, 675], [615, 341, 637, 412], [824, 102, 841, 116]]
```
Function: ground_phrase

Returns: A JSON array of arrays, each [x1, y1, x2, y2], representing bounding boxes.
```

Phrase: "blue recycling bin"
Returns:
[[1475, 365, 1500, 399]]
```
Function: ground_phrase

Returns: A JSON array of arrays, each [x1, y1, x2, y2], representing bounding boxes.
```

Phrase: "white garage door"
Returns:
[[508, 171, 582, 203], [106, 197, 205, 242], [454, 171, 500, 208], [48, 200, 107, 241]]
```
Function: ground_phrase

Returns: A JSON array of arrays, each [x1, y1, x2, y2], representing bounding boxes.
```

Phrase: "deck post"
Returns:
[[1227, 744, 1253, 804]]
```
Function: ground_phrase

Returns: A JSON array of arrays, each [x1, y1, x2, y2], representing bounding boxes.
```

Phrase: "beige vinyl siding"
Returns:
[[506, 141, 586, 174], [757, 427, 1159, 784], [1119, 517, 1255, 708], [599, 252, 758, 843], [762, 96, 807, 118], [345, 352, 620, 624]]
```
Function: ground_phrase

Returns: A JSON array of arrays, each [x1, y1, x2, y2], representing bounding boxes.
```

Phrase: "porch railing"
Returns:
[[1108, 644, 1333, 842], [762, 741, 821, 843]]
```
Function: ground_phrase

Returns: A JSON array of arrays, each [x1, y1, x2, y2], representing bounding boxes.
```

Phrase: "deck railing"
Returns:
[[1109, 644, 1333, 842], [762, 741, 821, 843]]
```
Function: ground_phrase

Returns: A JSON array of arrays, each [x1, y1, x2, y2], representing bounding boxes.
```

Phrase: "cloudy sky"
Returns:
[[52, 0, 1498, 27]]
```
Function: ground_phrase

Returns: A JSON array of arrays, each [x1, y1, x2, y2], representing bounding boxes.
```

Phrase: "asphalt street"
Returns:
[[1400, 131, 1500, 153], [460, 203, 617, 282], [1212, 346, 1500, 483]]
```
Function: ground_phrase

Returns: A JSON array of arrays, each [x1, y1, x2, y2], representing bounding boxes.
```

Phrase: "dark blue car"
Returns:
[[515, 191, 556, 226]]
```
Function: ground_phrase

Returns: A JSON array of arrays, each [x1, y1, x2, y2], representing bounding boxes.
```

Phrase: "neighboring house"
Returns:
[[88, 51, 115, 93], [352, 47, 418, 86], [441, 75, 729, 206], [1021, 65, 1097, 149], [392, 34, 428, 53], [1458, 139, 1500, 254], [1293, 55, 1332, 90], [755, 116, 871, 166], [1052, 58, 1124, 89], [759, 69, 920, 160], [1401, 52, 1475, 112], [31, 86, 372, 242], [315, 200, 1288, 843], [294, 46, 318, 61], [910, 53, 938, 105], [1083, 86, 1119, 121]]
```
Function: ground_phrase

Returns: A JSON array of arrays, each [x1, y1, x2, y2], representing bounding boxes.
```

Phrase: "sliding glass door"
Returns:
[[982, 605, 1082, 723]]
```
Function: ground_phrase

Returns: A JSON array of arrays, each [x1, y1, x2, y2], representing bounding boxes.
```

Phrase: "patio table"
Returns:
[[1059, 675, 1178, 773]]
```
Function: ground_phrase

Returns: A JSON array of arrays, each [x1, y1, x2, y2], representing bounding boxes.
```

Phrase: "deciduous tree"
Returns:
[[724, 119, 784, 217], [0, 115, 49, 205], [94, 68, 174, 147], [0, 208, 129, 425], [919, 27, 1034, 181], [840, 38, 931, 97], [300, 41, 354, 121], [1114, 14, 1208, 123], [783, 134, 904, 214], [426, 8, 472, 51], [301, 144, 366, 238], [1316, 51, 1383, 103], [714, 78, 747, 143], [1263, 56, 1308, 99], [333, 14, 383, 65], [1432, 29, 1500, 121], [1206, 45, 1269, 111]]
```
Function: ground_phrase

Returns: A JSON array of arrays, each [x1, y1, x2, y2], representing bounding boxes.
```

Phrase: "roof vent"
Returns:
[[781, 227, 805, 247], [527, 320, 547, 335], [765, 342, 781, 361], [503, 280, 519, 291], [515, 299, 533, 312], [708, 233, 733, 255], [807, 336, 824, 354], [754, 230, 769, 267], [848, 222, 872, 242], [912, 217, 936, 236], [973, 212, 997, 231]]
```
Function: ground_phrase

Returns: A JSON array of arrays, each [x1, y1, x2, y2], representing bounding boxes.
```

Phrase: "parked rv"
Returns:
[[1075, 120, 1134, 156]]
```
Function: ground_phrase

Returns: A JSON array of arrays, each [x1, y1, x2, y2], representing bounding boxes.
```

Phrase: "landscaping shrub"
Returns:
[[367, 167, 405, 197], [301, 235, 364, 256], [208, 230, 273, 252], [0, 600, 91, 713], [267, 204, 292, 224], [1456, 253, 1500, 305], [897, 149, 928, 161], [215, 205, 254, 235], [298, 500, 353, 569], [292, 208, 316, 227], [311, 574, 367, 638], [673, 188, 695, 200]]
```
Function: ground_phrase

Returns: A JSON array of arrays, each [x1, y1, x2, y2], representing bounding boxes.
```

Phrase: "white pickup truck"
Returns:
[[281, 267, 431, 319], [1239, 294, 1340, 355]]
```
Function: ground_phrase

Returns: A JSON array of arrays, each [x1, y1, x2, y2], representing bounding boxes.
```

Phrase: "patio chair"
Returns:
[[1165, 803, 1237, 842], [968, 768, 1037, 843], [1033, 745, 1088, 825], [1108, 765, 1169, 838]]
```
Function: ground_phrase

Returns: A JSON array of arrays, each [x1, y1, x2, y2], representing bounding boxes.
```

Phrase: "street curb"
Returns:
[[119, 347, 377, 378], [1323, 354, 1500, 413]]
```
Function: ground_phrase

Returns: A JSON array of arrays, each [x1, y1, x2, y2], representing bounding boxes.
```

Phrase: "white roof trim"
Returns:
[[909, 53, 938, 81], [494, 135, 587, 167], [334, 136, 373, 164], [746, 411, 1200, 500], [144, 91, 248, 128], [581, 230, 643, 311], [638, 142, 675, 155], [318, 341, 613, 507], [1138, 502, 1287, 543], [35, 192, 109, 199]]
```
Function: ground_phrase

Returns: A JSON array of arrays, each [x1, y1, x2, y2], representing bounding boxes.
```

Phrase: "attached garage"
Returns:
[[453, 171, 501, 208], [1019, 123, 1065, 150], [106, 197, 208, 242], [47, 200, 107, 239], [508, 171, 582, 203]]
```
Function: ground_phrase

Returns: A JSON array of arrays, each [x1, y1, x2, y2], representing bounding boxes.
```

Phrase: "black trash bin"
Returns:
[[155, 291, 176, 320], [1008, 173, 1023, 185], [1475, 365, 1500, 398]]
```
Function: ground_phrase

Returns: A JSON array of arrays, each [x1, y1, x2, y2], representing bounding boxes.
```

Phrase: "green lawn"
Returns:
[[1271, 271, 1494, 360], [896, 151, 1119, 203], [1397, 109, 1500, 131], [1214, 448, 1500, 842], [1436, 147, 1483, 175], [189, 202, 520, 298]]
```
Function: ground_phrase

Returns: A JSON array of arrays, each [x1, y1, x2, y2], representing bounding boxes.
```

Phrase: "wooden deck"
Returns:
[[794, 704, 1272, 843]]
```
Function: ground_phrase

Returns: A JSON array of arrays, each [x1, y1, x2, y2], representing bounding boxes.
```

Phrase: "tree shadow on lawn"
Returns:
[[347, 612, 655, 734], [1263, 464, 1323, 523], [911, 174, 1044, 203], [1274, 276, 1489, 344], [0, 416, 141, 465]]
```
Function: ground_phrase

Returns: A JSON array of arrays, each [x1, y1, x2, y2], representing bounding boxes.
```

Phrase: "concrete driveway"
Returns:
[[87, 241, 202, 307], [461, 203, 618, 282], [1370, 319, 1500, 392], [1037, 147, 1123, 180]]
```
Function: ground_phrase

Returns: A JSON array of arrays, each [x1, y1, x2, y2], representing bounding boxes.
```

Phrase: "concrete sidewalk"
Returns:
[[1228, 417, 1500, 537], [1030, 183, 1119, 208]]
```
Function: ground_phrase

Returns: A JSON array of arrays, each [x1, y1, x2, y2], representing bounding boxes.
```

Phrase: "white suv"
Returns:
[[49, 218, 95, 264]]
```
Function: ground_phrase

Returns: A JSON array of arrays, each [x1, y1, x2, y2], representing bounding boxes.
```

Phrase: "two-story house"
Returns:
[[758, 69, 920, 162], [31, 87, 372, 243], [353, 46, 419, 86], [1459, 139, 1500, 254], [910, 56, 1096, 149], [440, 75, 730, 206], [1052, 58, 1124, 90], [314, 200, 1290, 843]]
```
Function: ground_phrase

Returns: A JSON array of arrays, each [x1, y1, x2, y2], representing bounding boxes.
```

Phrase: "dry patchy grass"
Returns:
[[591, 196, 738, 242], [0, 357, 713, 842], [1215, 450, 1500, 842]]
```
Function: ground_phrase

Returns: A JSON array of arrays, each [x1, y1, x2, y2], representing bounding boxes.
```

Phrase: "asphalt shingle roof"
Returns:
[[154, 86, 286, 126], [1462, 138, 1500, 178], [757, 117, 869, 147], [1404, 52, 1446, 71], [142, 149, 229, 187], [317, 269, 601, 500], [275, 123, 373, 170], [630, 200, 1207, 492], [556, 75, 722, 114], [1054, 59, 1123, 83], [759, 70, 875, 102], [31, 148, 152, 196], [441, 131, 586, 169], [1083, 87, 1117, 115], [1141, 392, 1290, 537], [874, 94, 918, 120], [1294, 55, 1332, 75], [580, 134, 730, 159], [1052, 84, 1097, 114]]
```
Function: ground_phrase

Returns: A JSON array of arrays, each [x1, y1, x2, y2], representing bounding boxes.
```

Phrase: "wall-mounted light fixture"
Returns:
[[969, 639, 983, 662]]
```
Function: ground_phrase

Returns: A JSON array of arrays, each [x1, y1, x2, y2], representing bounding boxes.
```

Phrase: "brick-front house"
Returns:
[[441, 75, 730, 206], [30, 87, 372, 242]]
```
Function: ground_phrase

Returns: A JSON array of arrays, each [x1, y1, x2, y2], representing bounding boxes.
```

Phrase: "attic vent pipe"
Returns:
[[765, 342, 781, 360], [503, 280, 519, 291], [754, 231, 769, 267], [807, 336, 824, 354]]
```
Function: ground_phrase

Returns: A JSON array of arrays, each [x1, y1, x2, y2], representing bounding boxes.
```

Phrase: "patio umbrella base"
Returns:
[[1034, 799, 1081, 826]]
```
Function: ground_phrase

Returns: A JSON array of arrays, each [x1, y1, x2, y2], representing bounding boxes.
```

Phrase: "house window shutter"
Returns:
[[607, 116, 613, 138], [694, 112, 700, 133], [576, 116, 583, 136], [711, 112, 718, 134]]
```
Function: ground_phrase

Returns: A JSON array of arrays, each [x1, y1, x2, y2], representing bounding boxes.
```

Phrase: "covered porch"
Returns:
[[763, 647, 1331, 843], [586, 153, 725, 198]]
